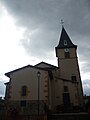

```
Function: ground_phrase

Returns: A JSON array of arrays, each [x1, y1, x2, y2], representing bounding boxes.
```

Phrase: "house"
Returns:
[[5, 26, 84, 115], [84, 95, 90, 105]]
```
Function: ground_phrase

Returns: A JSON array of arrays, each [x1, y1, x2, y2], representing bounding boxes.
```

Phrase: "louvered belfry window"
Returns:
[[71, 76, 77, 81], [65, 52, 70, 58]]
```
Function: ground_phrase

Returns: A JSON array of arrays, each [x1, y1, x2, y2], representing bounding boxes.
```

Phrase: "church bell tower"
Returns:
[[55, 26, 83, 107]]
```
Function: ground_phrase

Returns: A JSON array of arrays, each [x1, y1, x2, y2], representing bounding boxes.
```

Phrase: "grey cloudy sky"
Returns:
[[0, 0, 90, 96]]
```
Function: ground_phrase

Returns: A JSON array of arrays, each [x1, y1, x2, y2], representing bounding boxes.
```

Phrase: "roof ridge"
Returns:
[[35, 61, 57, 68], [5, 64, 48, 77]]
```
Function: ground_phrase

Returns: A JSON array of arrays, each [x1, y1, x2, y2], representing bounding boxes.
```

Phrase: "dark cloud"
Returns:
[[2, 0, 90, 57], [1, 0, 90, 94], [20, 28, 58, 59]]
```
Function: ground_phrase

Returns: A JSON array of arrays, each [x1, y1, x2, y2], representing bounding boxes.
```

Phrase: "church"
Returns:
[[5, 26, 84, 115]]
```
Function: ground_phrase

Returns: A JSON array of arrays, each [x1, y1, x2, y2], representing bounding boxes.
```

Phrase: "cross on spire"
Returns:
[[61, 19, 64, 27]]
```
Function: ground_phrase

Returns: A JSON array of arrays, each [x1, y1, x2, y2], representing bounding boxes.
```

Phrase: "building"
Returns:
[[84, 95, 90, 105], [5, 26, 84, 115]]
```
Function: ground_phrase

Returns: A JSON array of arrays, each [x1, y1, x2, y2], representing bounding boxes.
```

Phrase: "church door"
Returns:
[[63, 93, 70, 106]]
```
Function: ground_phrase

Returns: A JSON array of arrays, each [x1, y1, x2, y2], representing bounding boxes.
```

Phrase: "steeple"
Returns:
[[56, 27, 77, 49], [55, 26, 84, 108]]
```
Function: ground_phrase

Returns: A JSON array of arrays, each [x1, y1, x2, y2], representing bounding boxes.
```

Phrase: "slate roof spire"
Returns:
[[56, 26, 77, 49]]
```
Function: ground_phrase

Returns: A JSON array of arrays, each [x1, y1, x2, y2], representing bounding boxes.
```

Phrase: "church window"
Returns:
[[21, 86, 27, 96], [65, 52, 70, 58], [64, 86, 68, 92], [64, 40, 67, 46], [48, 71, 53, 80], [45, 96, 48, 98], [45, 85, 48, 87], [20, 100, 26, 107], [55, 79, 58, 82], [71, 75, 77, 81], [44, 90, 48, 92]]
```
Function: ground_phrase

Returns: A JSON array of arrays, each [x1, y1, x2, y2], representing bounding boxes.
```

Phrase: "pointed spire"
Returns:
[[56, 26, 77, 49]]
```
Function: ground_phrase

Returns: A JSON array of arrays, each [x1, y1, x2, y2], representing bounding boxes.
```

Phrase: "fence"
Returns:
[[0, 115, 47, 120], [48, 113, 90, 120]]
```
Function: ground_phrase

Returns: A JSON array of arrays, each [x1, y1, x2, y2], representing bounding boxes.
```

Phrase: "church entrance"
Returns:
[[63, 93, 70, 107]]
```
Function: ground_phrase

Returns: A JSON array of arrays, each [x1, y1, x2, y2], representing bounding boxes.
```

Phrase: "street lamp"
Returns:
[[37, 71, 41, 117]]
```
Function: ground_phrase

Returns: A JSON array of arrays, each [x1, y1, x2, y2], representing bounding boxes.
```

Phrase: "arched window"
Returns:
[[21, 86, 27, 96], [64, 40, 67, 46]]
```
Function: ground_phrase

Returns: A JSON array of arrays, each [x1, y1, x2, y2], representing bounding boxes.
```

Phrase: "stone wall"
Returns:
[[6, 100, 47, 116]]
